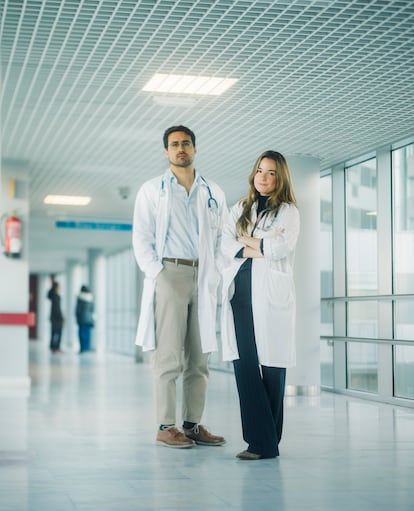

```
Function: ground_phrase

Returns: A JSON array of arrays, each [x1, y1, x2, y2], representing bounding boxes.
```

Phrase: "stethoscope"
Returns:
[[160, 174, 219, 227], [201, 177, 218, 210]]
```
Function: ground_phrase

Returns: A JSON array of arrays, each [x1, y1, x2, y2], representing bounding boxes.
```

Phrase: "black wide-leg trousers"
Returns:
[[231, 264, 286, 458]]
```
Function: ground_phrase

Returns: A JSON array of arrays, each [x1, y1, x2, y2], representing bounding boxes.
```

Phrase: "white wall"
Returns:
[[0, 161, 31, 395]]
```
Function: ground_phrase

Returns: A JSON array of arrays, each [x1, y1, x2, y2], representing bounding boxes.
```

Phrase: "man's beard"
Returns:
[[170, 156, 193, 168]]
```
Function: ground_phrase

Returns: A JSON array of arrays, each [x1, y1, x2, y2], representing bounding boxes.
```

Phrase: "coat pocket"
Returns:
[[267, 269, 294, 307]]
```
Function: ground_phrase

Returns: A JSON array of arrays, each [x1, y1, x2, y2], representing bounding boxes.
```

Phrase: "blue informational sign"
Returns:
[[55, 220, 132, 231]]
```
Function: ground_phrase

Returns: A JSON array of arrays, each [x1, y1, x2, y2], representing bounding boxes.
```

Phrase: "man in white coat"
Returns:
[[132, 125, 227, 448]]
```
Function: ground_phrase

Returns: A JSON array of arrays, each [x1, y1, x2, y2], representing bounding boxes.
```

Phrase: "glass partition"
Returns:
[[393, 143, 414, 294], [395, 300, 414, 341], [320, 173, 334, 387], [320, 173, 333, 298], [347, 342, 378, 393], [345, 158, 378, 296], [348, 301, 378, 339], [321, 339, 334, 387], [319, 138, 414, 405], [394, 345, 414, 399]]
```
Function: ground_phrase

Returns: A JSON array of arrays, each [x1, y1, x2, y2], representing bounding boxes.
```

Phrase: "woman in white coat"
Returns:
[[220, 150, 300, 460]]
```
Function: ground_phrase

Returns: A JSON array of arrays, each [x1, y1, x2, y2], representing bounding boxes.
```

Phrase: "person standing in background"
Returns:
[[220, 150, 300, 460], [75, 285, 95, 353], [132, 125, 227, 449], [47, 280, 64, 354]]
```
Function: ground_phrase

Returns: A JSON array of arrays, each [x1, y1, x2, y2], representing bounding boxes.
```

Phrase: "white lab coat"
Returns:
[[132, 170, 227, 353], [220, 201, 300, 367]]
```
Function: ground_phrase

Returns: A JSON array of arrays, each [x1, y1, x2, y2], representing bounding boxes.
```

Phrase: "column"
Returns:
[[88, 249, 106, 354], [285, 155, 321, 396], [64, 259, 80, 351]]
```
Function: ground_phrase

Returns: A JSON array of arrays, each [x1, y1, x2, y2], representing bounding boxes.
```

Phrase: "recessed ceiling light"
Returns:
[[142, 73, 238, 96], [43, 195, 91, 206]]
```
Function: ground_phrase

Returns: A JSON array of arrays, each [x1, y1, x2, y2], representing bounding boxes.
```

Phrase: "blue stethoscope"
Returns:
[[201, 177, 218, 210], [160, 174, 218, 226]]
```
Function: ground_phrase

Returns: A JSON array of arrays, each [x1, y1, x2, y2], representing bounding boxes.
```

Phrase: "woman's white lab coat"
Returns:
[[132, 171, 227, 353], [220, 201, 300, 367]]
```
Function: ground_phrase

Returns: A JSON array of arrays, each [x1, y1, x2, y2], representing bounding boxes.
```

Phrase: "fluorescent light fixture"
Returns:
[[366, 211, 377, 216], [142, 73, 238, 96], [44, 195, 91, 206]]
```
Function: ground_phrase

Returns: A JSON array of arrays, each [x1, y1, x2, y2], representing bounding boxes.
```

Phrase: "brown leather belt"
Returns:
[[162, 257, 198, 267]]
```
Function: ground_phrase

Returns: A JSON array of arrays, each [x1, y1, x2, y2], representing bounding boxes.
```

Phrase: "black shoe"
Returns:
[[236, 450, 263, 460], [236, 450, 277, 460]]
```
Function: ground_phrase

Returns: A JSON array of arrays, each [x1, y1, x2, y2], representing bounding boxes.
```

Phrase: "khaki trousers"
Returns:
[[153, 261, 209, 425]]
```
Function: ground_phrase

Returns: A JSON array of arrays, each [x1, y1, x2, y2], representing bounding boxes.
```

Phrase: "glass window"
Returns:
[[392, 143, 414, 294], [348, 301, 378, 338], [321, 300, 333, 337], [320, 339, 334, 387], [394, 300, 414, 341], [394, 293, 413, 402], [345, 158, 378, 296], [347, 342, 378, 393], [320, 174, 333, 298], [320, 173, 334, 388], [394, 345, 414, 399]]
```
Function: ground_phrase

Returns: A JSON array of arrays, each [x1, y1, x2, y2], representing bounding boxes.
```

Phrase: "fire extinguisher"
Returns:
[[0, 211, 22, 258]]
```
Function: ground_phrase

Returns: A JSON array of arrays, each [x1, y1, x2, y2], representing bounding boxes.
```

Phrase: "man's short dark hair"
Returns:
[[163, 125, 196, 149]]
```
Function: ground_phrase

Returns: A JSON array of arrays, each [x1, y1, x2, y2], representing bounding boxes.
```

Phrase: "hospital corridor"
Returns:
[[0, 340, 413, 511]]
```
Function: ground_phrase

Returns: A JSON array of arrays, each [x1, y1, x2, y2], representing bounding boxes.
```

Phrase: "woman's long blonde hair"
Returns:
[[236, 150, 297, 236]]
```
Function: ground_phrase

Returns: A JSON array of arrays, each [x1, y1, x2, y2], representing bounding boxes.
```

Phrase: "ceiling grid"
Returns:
[[27, 0, 214, 167], [1, 0, 414, 270], [37, 0, 238, 171]]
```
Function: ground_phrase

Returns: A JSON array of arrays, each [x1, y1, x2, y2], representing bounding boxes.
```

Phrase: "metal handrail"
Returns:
[[321, 294, 413, 302], [321, 335, 414, 346]]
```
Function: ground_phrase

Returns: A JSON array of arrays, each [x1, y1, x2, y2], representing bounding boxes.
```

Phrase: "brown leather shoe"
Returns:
[[183, 425, 225, 446], [156, 427, 195, 448], [236, 450, 263, 460]]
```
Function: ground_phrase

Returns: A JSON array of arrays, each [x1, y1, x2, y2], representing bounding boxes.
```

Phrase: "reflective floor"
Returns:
[[1, 341, 414, 511]]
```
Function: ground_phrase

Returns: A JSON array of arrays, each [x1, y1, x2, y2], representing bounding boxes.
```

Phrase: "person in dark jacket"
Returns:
[[47, 281, 64, 353], [75, 285, 95, 353]]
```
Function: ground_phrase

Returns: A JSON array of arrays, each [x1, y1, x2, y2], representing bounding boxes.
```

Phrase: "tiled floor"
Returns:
[[1, 341, 414, 511]]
